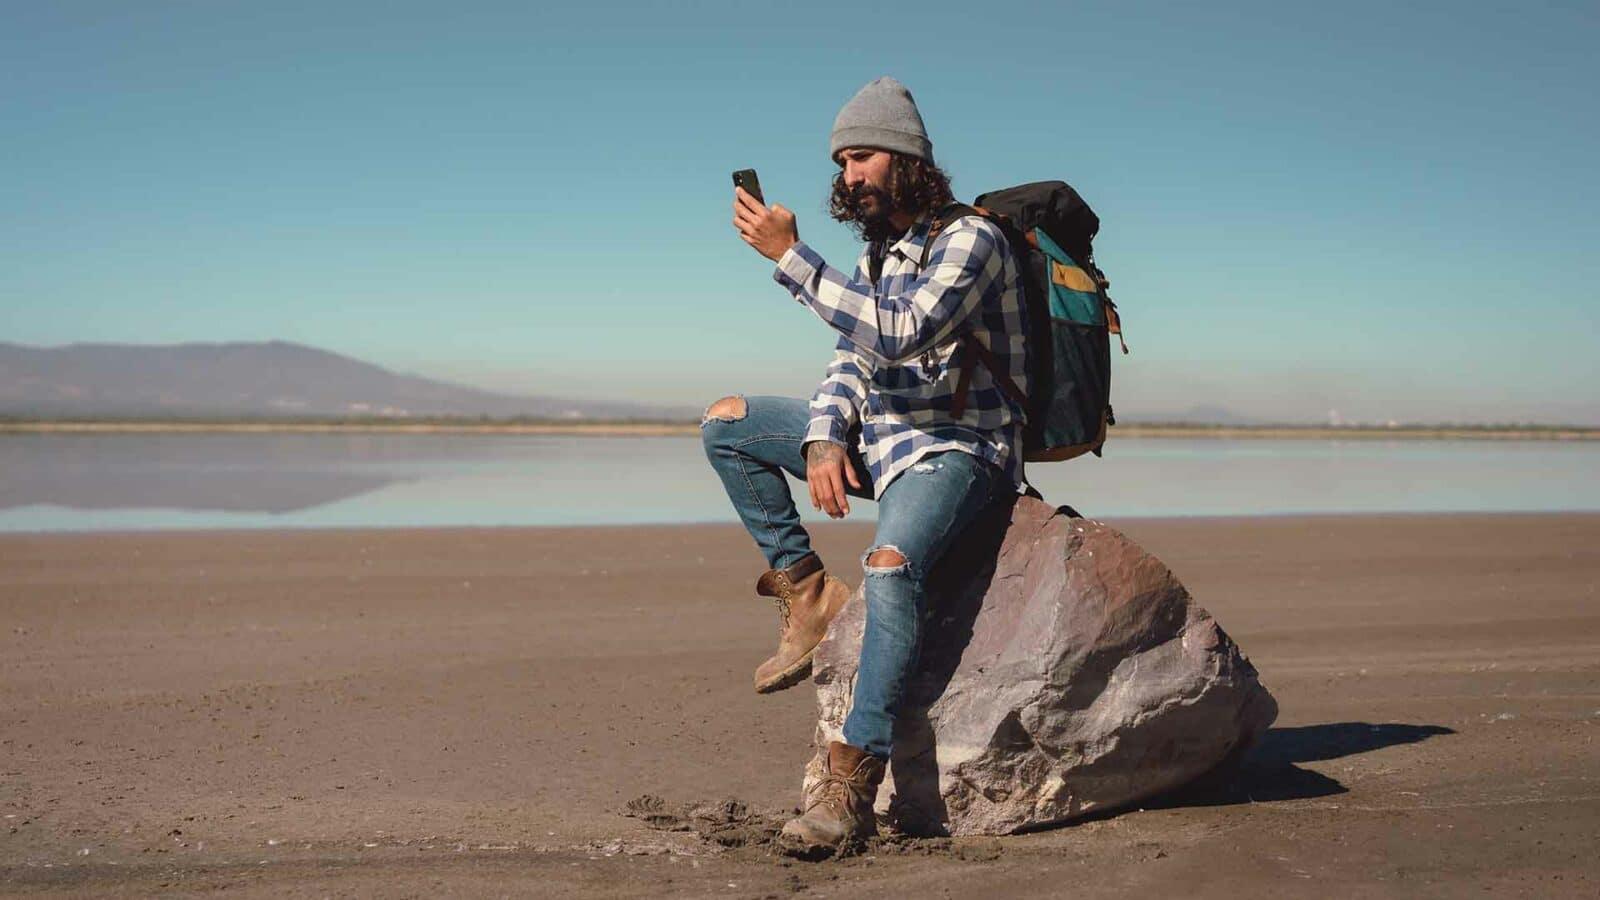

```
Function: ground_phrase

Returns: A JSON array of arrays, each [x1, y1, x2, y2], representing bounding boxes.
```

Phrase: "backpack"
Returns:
[[919, 181, 1127, 462]]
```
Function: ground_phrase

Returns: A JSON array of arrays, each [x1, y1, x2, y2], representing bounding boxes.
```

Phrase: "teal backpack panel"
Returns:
[[1028, 229, 1112, 459], [1035, 229, 1105, 326]]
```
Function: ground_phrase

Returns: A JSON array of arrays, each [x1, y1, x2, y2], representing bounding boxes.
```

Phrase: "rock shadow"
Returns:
[[1149, 721, 1457, 808]]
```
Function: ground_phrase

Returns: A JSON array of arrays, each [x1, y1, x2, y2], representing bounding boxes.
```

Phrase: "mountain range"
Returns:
[[0, 341, 690, 420], [0, 340, 1281, 425]]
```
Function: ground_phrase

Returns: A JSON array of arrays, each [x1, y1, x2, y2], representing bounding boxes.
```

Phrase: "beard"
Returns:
[[835, 181, 902, 243]]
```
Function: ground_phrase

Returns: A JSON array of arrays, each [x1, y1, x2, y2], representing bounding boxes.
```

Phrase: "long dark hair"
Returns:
[[828, 153, 956, 241]]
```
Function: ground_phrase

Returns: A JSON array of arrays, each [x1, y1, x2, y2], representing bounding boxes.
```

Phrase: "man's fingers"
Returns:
[[814, 467, 839, 518], [844, 461, 862, 491], [733, 206, 769, 238], [732, 214, 760, 243], [826, 464, 849, 518], [818, 474, 837, 516], [733, 187, 765, 215], [813, 469, 833, 516]]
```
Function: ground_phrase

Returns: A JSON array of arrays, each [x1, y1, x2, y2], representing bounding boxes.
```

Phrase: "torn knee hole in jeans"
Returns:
[[862, 544, 910, 575], [910, 460, 944, 474], [700, 394, 748, 426]]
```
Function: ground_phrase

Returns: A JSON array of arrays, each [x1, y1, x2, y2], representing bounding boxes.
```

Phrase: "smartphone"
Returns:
[[732, 169, 764, 205]]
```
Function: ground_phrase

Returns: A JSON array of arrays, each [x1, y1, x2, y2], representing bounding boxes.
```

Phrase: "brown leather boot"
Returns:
[[781, 741, 885, 848], [752, 554, 852, 694]]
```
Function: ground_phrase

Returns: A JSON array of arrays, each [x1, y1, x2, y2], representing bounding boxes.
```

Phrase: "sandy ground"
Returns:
[[1, 513, 1596, 898]]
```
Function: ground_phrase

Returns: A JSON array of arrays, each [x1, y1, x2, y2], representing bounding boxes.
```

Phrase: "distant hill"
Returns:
[[0, 341, 688, 420]]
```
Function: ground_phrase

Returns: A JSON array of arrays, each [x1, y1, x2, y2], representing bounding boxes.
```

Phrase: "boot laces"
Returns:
[[804, 771, 852, 815], [771, 594, 792, 631]]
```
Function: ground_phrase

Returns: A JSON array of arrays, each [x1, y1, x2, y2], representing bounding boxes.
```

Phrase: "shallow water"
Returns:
[[1, 433, 1596, 532]]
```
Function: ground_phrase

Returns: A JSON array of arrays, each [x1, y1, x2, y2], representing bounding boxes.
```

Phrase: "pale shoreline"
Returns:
[[3, 513, 1597, 897], [4, 419, 1599, 440]]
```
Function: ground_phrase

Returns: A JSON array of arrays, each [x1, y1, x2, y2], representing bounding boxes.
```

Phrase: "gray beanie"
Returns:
[[829, 76, 933, 164]]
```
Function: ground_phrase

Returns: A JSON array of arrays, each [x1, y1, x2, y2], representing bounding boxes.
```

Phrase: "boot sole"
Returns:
[[778, 818, 874, 858], [753, 647, 815, 694]]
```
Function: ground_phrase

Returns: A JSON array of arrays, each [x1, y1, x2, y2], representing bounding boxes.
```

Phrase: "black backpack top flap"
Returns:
[[974, 181, 1099, 265]]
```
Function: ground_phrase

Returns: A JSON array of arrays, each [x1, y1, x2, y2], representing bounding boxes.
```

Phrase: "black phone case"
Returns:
[[732, 169, 763, 204]]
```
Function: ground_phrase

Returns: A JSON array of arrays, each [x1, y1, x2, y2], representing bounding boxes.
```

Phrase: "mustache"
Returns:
[[844, 183, 890, 205]]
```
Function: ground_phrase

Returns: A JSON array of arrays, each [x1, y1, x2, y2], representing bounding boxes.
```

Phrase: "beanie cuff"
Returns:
[[830, 125, 933, 164]]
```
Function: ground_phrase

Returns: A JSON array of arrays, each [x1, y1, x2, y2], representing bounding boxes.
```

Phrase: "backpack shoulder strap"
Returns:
[[919, 203, 1031, 419], [949, 331, 1028, 418], [918, 202, 982, 269]]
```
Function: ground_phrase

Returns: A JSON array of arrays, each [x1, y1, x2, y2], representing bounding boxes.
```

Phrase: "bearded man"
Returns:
[[704, 76, 1027, 847]]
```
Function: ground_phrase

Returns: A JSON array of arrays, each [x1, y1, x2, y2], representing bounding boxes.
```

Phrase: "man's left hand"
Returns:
[[733, 187, 799, 262]]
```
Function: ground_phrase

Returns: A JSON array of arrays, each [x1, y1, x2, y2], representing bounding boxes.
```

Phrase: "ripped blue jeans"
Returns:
[[701, 395, 1011, 757]]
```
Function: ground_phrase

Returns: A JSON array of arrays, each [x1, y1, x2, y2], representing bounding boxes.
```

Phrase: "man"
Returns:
[[703, 76, 1027, 847]]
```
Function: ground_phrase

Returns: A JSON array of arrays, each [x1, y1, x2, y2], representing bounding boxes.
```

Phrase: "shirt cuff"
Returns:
[[773, 241, 824, 298], [803, 414, 849, 448]]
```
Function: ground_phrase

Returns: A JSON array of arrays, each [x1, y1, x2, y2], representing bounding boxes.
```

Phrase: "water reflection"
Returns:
[[0, 433, 1597, 532], [0, 434, 415, 514]]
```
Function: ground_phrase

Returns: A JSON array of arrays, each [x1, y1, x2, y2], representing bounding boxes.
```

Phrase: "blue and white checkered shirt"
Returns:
[[773, 214, 1028, 498]]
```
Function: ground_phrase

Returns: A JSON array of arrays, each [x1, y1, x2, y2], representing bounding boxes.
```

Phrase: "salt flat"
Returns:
[[2, 513, 1596, 898]]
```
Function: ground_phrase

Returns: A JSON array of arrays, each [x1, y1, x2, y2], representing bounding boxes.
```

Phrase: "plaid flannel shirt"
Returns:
[[773, 214, 1028, 498]]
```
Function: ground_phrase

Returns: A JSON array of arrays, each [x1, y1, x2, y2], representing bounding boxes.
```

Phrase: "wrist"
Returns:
[[802, 437, 844, 461]]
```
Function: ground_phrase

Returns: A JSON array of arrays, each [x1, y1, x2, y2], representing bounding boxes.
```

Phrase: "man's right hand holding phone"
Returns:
[[732, 188, 799, 263]]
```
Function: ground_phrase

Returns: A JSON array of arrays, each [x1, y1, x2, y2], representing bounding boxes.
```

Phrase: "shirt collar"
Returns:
[[886, 215, 934, 261]]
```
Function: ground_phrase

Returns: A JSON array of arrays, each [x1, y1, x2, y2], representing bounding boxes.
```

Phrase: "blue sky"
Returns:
[[4, 0, 1597, 424]]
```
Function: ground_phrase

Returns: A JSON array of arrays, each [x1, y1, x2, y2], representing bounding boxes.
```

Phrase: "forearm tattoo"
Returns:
[[806, 441, 843, 466]]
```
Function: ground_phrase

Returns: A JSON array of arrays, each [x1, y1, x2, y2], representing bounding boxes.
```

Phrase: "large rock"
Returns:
[[803, 495, 1277, 836]]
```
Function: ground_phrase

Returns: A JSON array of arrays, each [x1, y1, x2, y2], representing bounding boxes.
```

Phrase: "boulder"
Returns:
[[803, 495, 1278, 836]]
